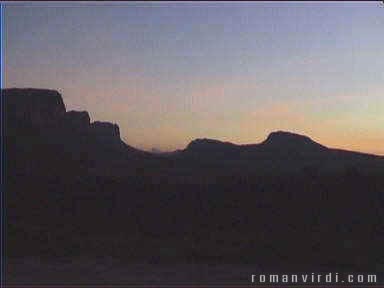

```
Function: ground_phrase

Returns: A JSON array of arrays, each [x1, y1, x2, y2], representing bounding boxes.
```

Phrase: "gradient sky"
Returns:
[[4, 2, 384, 154]]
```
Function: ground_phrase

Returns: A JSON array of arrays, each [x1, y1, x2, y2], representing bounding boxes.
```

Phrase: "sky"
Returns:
[[4, 2, 384, 154]]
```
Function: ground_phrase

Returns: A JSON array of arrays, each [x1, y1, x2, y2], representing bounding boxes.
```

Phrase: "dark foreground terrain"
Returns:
[[4, 88, 384, 283]]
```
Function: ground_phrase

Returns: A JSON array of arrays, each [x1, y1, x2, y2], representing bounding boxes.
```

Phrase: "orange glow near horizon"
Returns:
[[5, 3, 384, 155]]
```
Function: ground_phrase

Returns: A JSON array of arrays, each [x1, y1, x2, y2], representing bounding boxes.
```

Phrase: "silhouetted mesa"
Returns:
[[4, 88, 384, 272], [184, 132, 326, 155], [4, 88, 66, 127], [4, 88, 131, 148], [64, 111, 91, 131], [261, 130, 326, 150], [91, 121, 121, 144]]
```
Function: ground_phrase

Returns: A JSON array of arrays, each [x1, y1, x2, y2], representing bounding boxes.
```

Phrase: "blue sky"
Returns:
[[4, 2, 384, 154]]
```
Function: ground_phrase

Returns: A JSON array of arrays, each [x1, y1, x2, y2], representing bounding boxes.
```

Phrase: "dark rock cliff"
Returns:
[[63, 111, 91, 131], [4, 88, 123, 145], [4, 88, 66, 128], [90, 121, 121, 144]]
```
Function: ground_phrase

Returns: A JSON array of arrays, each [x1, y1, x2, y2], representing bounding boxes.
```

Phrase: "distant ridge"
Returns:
[[3, 88, 382, 158], [258, 130, 328, 153], [183, 131, 324, 152], [262, 130, 325, 147], [185, 138, 238, 153]]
